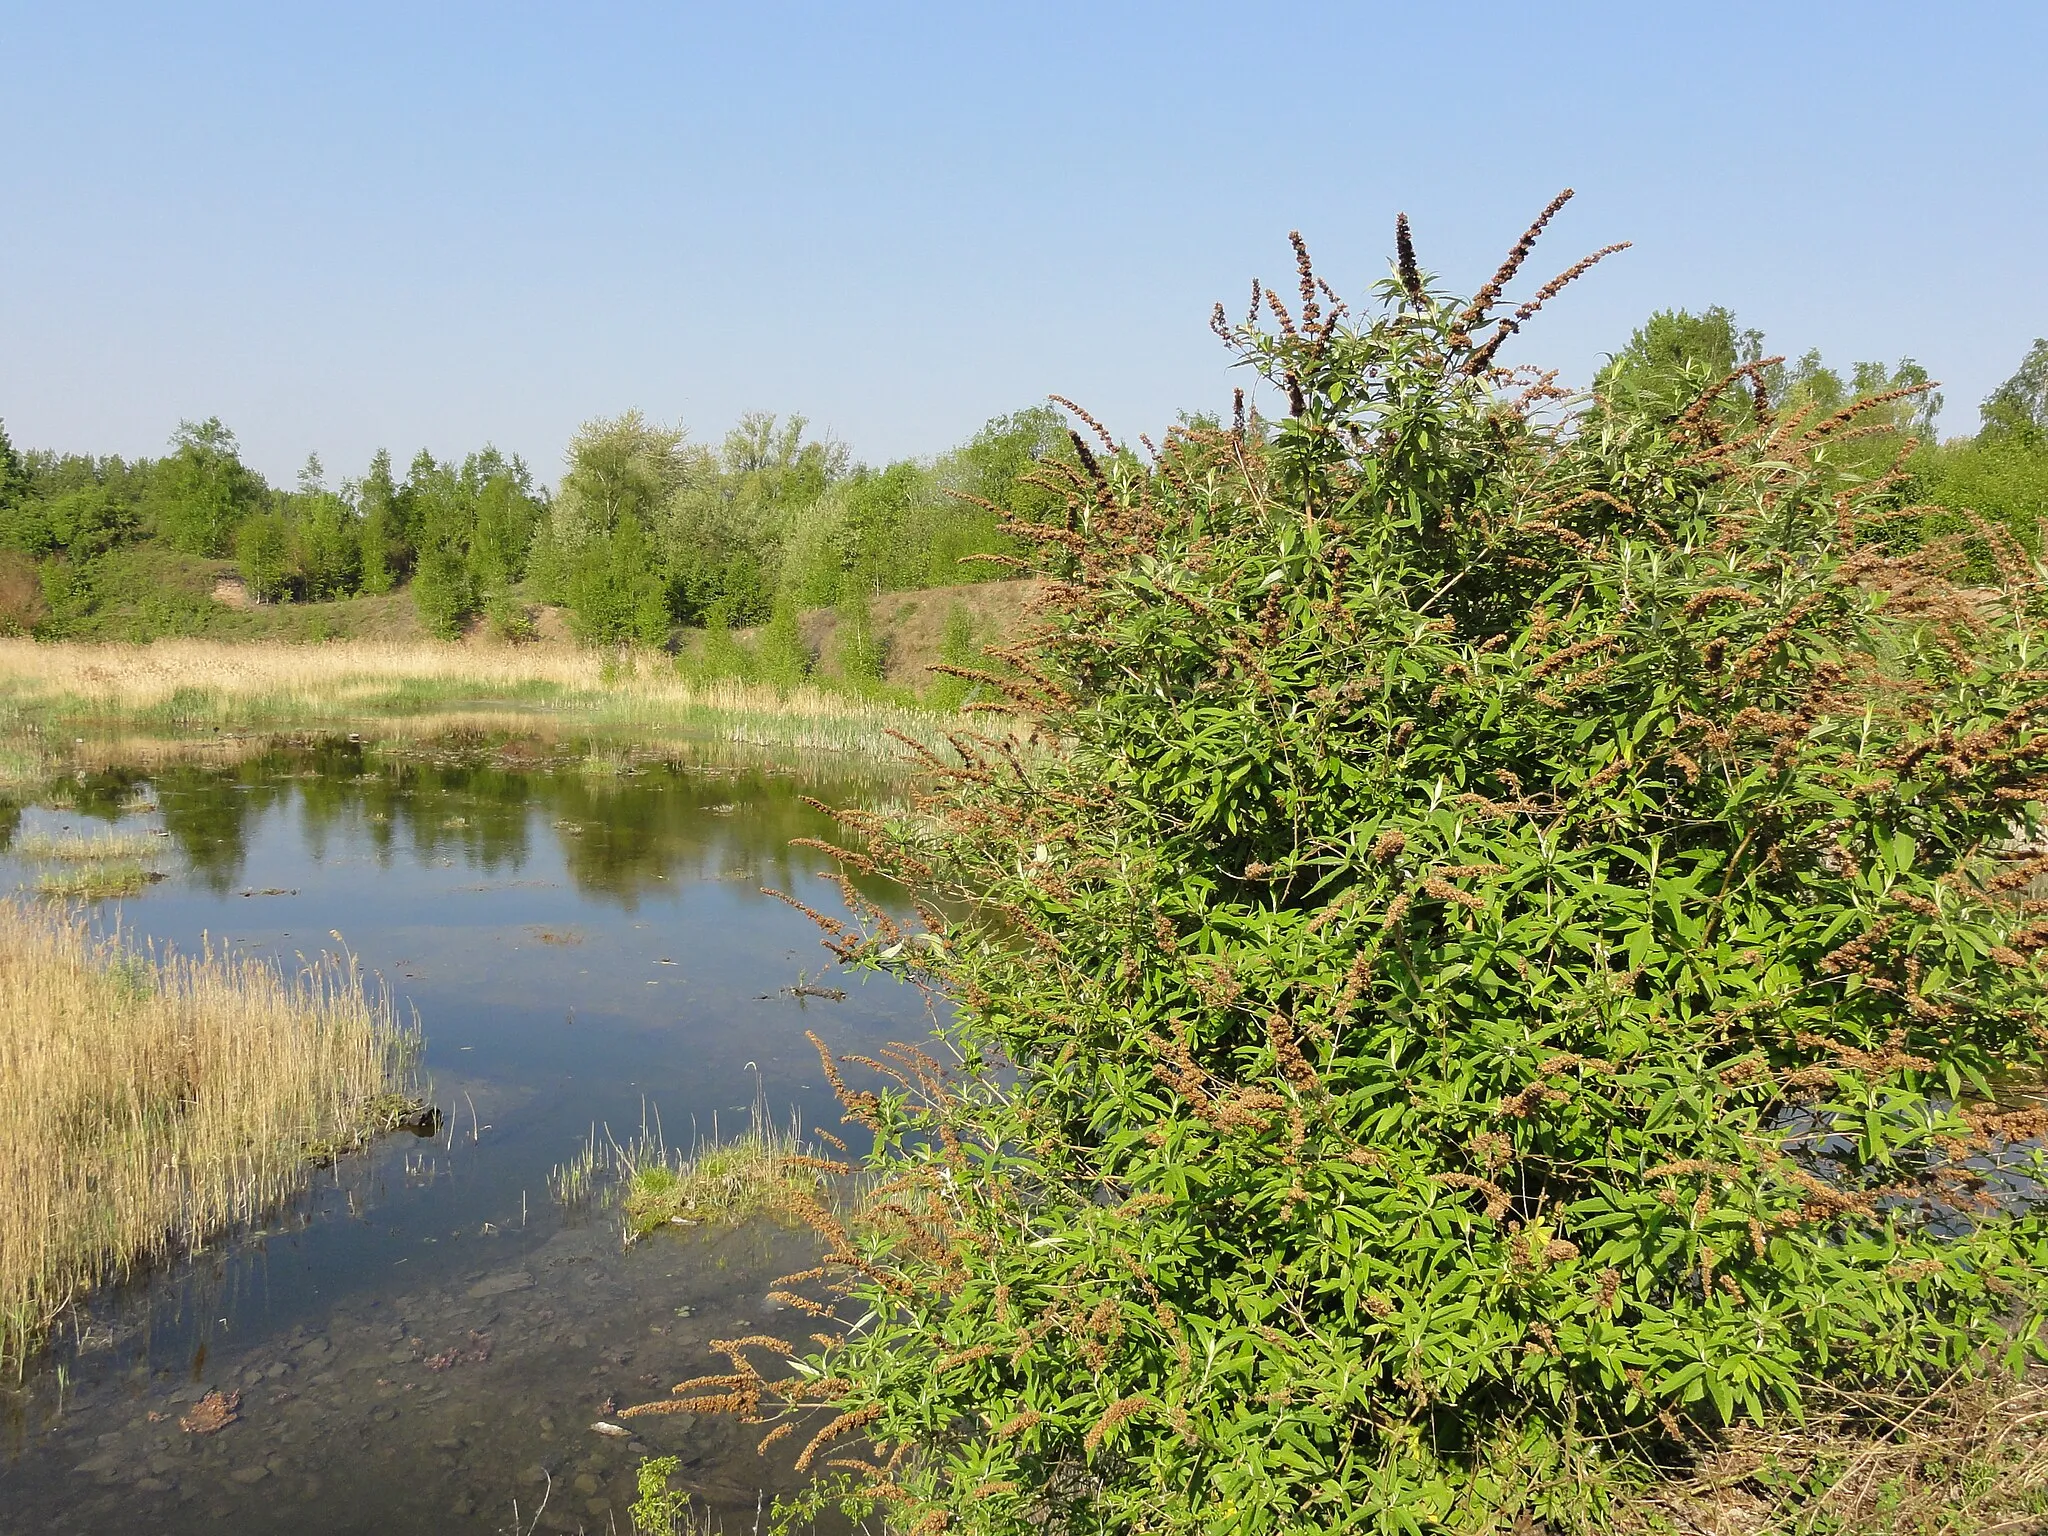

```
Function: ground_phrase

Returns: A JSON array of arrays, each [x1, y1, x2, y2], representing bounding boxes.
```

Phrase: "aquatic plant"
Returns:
[[548, 1091, 833, 1239], [11, 827, 169, 898], [617, 1119, 822, 1237], [11, 828, 162, 863], [0, 900, 418, 1370], [629, 1456, 722, 1535], [32, 859, 162, 899], [652, 199, 2048, 1531]]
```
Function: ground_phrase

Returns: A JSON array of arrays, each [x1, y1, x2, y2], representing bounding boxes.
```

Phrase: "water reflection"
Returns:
[[16, 734, 902, 908], [0, 733, 918, 1532]]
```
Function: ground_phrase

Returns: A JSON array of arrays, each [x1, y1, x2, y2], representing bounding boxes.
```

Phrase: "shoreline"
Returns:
[[0, 637, 966, 790]]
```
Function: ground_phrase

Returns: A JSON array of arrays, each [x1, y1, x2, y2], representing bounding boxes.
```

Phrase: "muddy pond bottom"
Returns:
[[11, 1218, 829, 1534]]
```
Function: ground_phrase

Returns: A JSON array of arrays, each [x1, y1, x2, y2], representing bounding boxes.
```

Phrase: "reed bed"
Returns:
[[0, 899, 417, 1368], [0, 639, 953, 761]]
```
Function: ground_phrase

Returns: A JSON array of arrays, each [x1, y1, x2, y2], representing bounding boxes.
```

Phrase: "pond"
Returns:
[[0, 732, 927, 1534]]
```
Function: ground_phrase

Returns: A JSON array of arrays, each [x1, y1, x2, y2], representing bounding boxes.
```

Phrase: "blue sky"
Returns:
[[3, 2, 2043, 484]]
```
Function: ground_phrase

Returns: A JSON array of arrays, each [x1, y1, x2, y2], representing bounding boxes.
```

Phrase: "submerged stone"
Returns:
[[466, 1271, 535, 1299]]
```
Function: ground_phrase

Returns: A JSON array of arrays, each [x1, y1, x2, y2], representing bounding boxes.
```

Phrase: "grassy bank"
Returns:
[[0, 899, 419, 1369], [0, 638, 963, 775]]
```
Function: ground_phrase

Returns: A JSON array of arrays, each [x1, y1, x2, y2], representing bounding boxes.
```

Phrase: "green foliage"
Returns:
[[402, 448, 542, 637], [291, 490, 362, 599], [924, 601, 985, 712], [756, 590, 811, 691], [408, 545, 473, 639], [148, 418, 261, 555], [467, 469, 532, 602], [532, 410, 699, 608], [485, 593, 537, 643], [1, 482, 141, 562], [630, 1456, 704, 1536], [753, 218, 2048, 1535], [956, 404, 1072, 529], [1892, 339, 2048, 580], [234, 511, 292, 602], [1981, 338, 2048, 444], [0, 421, 26, 513], [831, 584, 884, 687], [1597, 305, 1759, 423], [356, 449, 401, 594], [1912, 434, 2048, 560], [1600, 309, 1940, 456], [0, 397, 1051, 647], [689, 598, 757, 682], [568, 510, 670, 646], [1598, 308, 2048, 578], [32, 547, 234, 640]]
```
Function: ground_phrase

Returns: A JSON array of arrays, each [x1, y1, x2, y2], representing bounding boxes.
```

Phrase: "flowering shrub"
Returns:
[[633, 196, 2048, 1533]]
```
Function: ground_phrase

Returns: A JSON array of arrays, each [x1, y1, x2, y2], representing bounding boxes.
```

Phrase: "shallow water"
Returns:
[[0, 734, 925, 1533]]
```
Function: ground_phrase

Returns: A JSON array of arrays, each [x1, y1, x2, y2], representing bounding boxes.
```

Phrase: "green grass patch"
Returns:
[[34, 860, 162, 900], [13, 829, 161, 862], [550, 1092, 840, 1240]]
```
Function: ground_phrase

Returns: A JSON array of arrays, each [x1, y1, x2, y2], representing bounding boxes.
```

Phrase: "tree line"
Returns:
[[1, 324, 2043, 644], [1600, 312, 2048, 574], [0, 406, 1069, 644]]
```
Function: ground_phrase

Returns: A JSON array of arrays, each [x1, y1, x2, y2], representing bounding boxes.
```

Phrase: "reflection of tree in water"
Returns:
[[155, 762, 291, 894], [523, 758, 900, 911], [55, 767, 155, 822], [1, 765, 153, 853], [91, 734, 903, 912], [296, 739, 534, 874]]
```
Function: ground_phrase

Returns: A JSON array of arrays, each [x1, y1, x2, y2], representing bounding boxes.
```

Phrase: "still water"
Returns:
[[0, 733, 927, 1534]]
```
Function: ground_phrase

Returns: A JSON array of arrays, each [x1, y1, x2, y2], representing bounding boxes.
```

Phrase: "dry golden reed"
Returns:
[[0, 638, 956, 762], [0, 899, 415, 1367]]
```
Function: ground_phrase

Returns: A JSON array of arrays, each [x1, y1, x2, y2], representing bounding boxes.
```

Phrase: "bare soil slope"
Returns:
[[794, 580, 1039, 686]]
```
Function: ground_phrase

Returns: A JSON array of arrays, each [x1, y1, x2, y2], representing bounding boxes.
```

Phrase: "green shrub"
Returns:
[[409, 545, 474, 639], [567, 513, 670, 647], [924, 600, 984, 711], [29, 547, 227, 640], [1914, 435, 2048, 565], [831, 584, 884, 687], [757, 590, 812, 691], [629, 1457, 705, 1536], [235, 511, 292, 602], [685, 596, 757, 683], [724, 207, 2048, 1533], [485, 593, 537, 643]]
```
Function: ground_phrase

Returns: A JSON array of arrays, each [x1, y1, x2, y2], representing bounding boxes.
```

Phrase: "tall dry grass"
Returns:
[[1647, 1375, 2048, 1534], [0, 900, 417, 1368], [0, 637, 652, 701], [0, 639, 953, 760]]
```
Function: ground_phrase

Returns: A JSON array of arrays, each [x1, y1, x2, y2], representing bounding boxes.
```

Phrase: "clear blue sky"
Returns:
[[4, 2, 2043, 485]]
